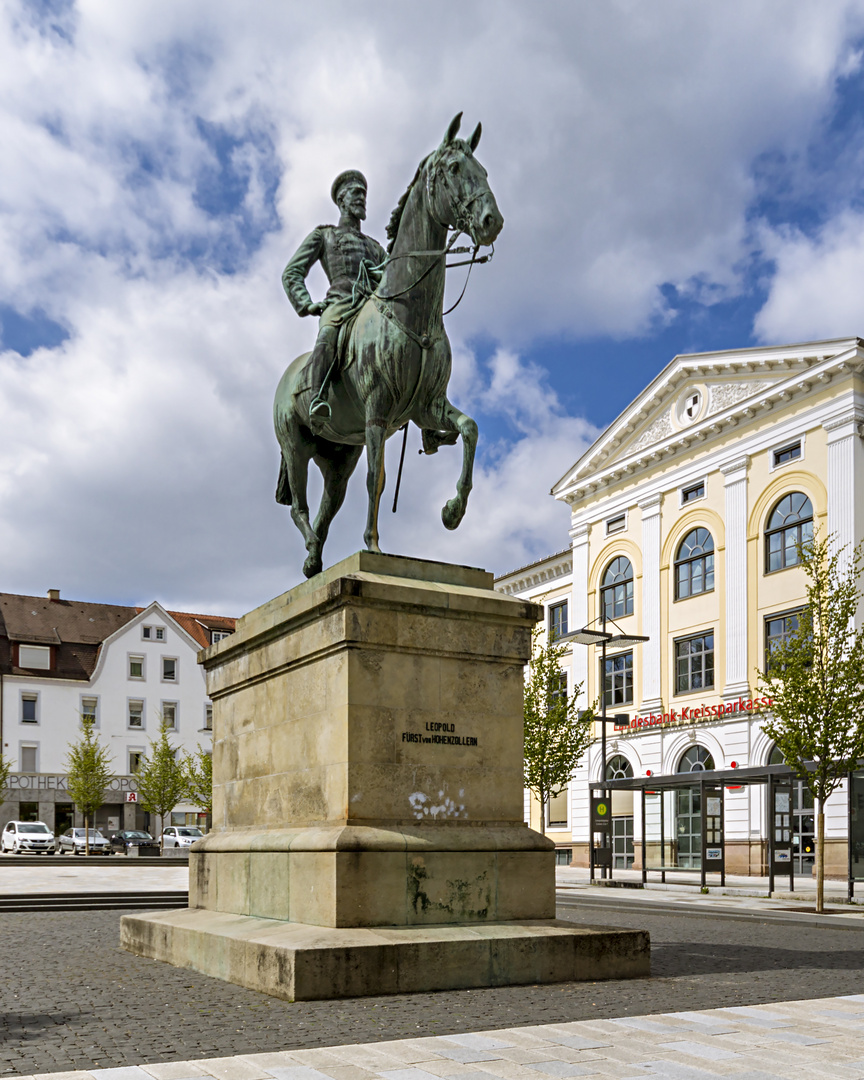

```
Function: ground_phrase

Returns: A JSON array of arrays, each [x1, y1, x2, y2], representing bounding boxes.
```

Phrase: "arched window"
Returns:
[[601, 557, 634, 620], [606, 754, 633, 780], [765, 492, 813, 572], [769, 745, 784, 766], [677, 745, 715, 773], [675, 528, 714, 599]]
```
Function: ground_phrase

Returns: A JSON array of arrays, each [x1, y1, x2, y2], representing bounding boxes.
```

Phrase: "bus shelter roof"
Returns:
[[591, 762, 803, 791]]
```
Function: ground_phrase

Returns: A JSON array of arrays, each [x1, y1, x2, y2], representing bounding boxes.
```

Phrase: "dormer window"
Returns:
[[18, 644, 51, 670], [210, 629, 232, 644]]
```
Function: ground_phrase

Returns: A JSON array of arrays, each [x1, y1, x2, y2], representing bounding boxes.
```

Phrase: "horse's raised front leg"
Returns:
[[419, 397, 478, 530], [363, 421, 388, 553], [276, 417, 321, 577]]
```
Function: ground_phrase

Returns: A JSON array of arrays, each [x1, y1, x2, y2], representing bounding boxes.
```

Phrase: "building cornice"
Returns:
[[495, 549, 573, 596]]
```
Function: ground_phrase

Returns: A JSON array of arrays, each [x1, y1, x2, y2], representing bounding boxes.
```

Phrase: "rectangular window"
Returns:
[[128, 699, 144, 728], [162, 701, 178, 730], [546, 789, 569, 828], [80, 696, 98, 724], [210, 629, 231, 644], [603, 650, 634, 707], [142, 625, 165, 641], [606, 513, 626, 535], [773, 441, 801, 467], [128, 655, 145, 680], [128, 750, 144, 774], [142, 626, 151, 639], [675, 632, 715, 694], [18, 644, 51, 670], [765, 609, 803, 666], [21, 693, 38, 724], [161, 657, 177, 682], [156, 627, 165, 641], [681, 480, 705, 504], [548, 601, 568, 641], [20, 745, 37, 772], [204, 703, 213, 731]]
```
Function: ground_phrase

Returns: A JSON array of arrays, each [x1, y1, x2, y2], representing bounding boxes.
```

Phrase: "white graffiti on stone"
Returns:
[[409, 791, 466, 820]]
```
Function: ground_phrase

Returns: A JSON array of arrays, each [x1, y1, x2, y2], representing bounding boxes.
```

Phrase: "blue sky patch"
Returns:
[[0, 305, 69, 357]]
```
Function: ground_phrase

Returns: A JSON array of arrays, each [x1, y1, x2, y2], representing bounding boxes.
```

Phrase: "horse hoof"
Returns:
[[364, 540, 382, 555], [441, 499, 464, 531], [303, 553, 323, 578]]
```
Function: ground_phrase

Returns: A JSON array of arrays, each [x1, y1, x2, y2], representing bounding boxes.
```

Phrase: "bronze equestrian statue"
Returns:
[[274, 114, 503, 578]]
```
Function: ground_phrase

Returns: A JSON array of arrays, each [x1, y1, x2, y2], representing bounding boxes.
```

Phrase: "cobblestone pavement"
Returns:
[[3, 900, 864, 1076], [8, 994, 864, 1080]]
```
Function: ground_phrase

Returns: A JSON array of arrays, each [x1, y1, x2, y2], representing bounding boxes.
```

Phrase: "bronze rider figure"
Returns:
[[281, 170, 386, 434]]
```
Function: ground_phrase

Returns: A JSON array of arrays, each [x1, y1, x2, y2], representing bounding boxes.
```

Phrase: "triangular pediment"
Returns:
[[552, 336, 862, 500]]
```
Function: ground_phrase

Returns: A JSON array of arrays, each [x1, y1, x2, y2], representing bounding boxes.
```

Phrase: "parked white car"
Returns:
[[57, 828, 111, 855], [1, 820, 55, 855], [161, 826, 204, 848]]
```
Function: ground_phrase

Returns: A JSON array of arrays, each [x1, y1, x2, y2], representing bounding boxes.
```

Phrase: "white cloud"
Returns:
[[754, 212, 864, 343], [3, 1, 864, 611]]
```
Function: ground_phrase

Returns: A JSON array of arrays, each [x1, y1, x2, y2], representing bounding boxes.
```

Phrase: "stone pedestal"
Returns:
[[122, 552, 649, 998]]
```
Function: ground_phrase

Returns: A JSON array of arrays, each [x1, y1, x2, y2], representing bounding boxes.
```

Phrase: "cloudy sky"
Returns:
[[3, 1, 864, 615]]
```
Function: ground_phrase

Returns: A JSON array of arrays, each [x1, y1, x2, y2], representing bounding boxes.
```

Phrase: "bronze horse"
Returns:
[[273, 115, 503, 578]]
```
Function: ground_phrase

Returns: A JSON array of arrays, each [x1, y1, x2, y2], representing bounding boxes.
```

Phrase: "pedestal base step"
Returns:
[[121, 908, 649, 1001]]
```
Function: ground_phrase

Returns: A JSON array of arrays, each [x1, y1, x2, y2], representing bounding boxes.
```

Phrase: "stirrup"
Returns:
[[309, 397, 332, 421]]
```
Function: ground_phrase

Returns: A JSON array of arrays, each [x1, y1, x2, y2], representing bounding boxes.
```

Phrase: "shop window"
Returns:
[[675, 528, 714, 599], [603, 651, 633, 707], [765, 608, 803, 667], [765, 492, 813, 573], [21, 693, 38, 724], [554, 848, 573, 866], [548, 600, 568, 641], [601, 557, 634, 620], [677, 745, 715, 773], [18, 644, 51, 670], [546, 788, 569, 828], [675, 632, 714, 694], [605, 754, 634, 780], [18, 801, 39, 821]]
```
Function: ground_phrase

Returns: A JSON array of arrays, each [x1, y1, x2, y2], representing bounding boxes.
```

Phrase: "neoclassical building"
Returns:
[[497, 336, 864, 877]]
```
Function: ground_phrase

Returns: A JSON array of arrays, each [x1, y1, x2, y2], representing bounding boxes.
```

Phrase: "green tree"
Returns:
[[0, 753, 11, 814], [65, 716, 113, 856], [183, 745, 213, 818], [524, 628, 595, 835], [759, 534, 864, 913], [136, 721, 188, 850]]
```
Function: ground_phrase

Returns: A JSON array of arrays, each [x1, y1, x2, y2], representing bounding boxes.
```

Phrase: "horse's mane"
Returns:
[[385, 152, 432, 254]]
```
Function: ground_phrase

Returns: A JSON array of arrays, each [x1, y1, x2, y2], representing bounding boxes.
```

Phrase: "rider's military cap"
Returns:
[[331, 169, 368, 205]]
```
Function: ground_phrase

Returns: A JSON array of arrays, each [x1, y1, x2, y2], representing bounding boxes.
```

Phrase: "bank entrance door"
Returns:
[[676, 787, 702, 869], [791, 780, 815, 874]]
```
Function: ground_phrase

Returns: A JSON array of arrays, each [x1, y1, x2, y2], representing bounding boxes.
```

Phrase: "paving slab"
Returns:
[[4, 996, 863, 1080]]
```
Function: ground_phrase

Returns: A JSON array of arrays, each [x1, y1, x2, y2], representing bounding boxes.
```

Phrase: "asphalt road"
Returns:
[[1, 896, 863, 1076]]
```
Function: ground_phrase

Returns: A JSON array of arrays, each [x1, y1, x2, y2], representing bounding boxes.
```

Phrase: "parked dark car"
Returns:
[[108, 830, 160, 856]]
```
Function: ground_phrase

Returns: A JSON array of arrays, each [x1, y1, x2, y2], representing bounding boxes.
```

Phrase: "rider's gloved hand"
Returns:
[[304, 301, 327, 317]]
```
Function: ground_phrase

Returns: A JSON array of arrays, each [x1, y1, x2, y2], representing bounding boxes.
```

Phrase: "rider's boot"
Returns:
[[308, 325, 339, 435]]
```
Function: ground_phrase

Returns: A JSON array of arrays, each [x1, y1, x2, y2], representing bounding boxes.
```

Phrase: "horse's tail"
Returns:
[[275, 455, 292, 506]]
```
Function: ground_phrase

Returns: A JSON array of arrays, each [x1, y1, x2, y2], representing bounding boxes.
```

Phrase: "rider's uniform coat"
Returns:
[[282, 224, 386, 329]]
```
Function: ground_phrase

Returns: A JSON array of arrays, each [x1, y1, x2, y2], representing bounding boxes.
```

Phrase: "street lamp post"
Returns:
[[559, 615, 649, 880]]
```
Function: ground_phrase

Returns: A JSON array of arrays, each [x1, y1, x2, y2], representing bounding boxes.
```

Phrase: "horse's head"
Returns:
[[426, 113, 503, 247]]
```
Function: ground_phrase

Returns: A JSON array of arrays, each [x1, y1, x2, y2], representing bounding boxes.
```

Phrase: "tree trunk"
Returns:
[[539, 793, 546, 836], [816, 807, 825, 914], [84, 811, 89, 858]]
